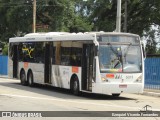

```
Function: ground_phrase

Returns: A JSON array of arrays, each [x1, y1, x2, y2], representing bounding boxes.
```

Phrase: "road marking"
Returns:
[[1, 93, 160, 111]]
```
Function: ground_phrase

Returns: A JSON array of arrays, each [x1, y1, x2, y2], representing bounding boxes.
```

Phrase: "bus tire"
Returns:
[[112, 94, 120, 97], [71, 76, 79, 95], [20, 70, 27, 86], [28, 71, 34, 87]]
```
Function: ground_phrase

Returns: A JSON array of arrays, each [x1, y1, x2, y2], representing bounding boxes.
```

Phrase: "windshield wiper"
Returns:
[[106, 42, 132, 57], [108, 42, 132, 71], [108, 43, 119, 55], [123, 42, 132, 57]]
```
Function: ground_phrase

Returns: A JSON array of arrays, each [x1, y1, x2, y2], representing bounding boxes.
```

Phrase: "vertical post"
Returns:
[[124, 0, 127, 32], [33, 0, 36, 33], [116, 0, 121, 32], [45, 0, 48, 6]]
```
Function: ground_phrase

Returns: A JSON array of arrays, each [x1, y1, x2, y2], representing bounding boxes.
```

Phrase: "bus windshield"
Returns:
[[99, 43, 142, 73]]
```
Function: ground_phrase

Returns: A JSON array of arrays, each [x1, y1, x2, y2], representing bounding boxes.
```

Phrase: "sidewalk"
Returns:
[[0, 75, 8, 78], [143, 89, 160, 97]]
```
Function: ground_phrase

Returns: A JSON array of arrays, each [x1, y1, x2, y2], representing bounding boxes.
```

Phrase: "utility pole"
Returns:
[[116, 0, 121, 32], [45, 0, 48, 6], [124, 0, 127, 32], [33, 0, 36, 33]]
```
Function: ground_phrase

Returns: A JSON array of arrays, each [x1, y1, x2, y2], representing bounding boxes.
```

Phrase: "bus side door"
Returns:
[[13, 45, 18, 78], [82, 44, 94, 91], [44, 43, 52, 84]]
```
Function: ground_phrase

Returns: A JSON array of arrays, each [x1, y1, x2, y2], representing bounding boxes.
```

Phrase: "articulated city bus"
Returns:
[[8, 32, 145, 96]]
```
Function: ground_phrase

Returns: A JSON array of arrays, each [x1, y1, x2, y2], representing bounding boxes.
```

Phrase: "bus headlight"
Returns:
[[101, 77, 109, 82], [135, 75, 142, 83]]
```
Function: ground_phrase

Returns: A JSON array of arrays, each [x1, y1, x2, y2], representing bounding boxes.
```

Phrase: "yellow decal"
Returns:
[[110, 69, 119, 72], [22, 47, 34, 58]]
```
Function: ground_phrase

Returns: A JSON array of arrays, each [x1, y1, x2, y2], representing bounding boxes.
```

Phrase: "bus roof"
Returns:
[[9, 32, 95, 43], [85, 31, 140, 37], [9, 32, 140, 43]]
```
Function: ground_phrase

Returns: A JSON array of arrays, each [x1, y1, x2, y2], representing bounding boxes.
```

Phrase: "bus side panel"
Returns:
[[8, 57, 14, 78], [19, 62, 28, 79], [51, 65, 82, 90], [28, 63, 44, 84], [51, 65, 61, 87], [19, 62, 44, 84]]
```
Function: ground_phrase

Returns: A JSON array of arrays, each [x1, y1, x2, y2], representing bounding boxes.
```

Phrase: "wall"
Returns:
[[145, 57, 160, 90], [0, 56, 8, 75]]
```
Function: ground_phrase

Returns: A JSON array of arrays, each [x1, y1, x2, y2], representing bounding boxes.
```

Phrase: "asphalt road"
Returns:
[[0, 78, 159, 120]]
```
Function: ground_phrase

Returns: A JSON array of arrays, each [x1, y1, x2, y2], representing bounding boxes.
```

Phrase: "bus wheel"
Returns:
[[71, 77, 79, 95], [112, 94, 120, 97], [28, 72, 34, 87], [20, 70, 27, 86]]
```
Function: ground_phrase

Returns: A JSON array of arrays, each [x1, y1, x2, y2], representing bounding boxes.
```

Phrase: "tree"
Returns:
[[78, 0, 160, 54], [76, 0, 117, 31], [0, 0, 93, 43], [77, 0, 160, 33], [2, 44, 8, 55], [1, 0, 160, 55], [144, 29, 157, 54], [0, 0, 33, 42]]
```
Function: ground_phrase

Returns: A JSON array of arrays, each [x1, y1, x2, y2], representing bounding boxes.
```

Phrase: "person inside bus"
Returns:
[[71, 54, 77, 66], [111, 58, 121, 68]]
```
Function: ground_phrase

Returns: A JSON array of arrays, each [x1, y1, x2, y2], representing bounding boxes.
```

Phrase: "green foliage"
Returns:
[[144, 27, 160, 54], [157, 48, 160, 54], [0, 0, 93, 41], [2, 44, 8, 55], [79, 0, 160, 54]]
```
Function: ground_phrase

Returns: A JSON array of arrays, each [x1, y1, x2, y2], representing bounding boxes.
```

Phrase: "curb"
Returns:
[[142, 91, 160, 97], [0, 75, 8, 78]]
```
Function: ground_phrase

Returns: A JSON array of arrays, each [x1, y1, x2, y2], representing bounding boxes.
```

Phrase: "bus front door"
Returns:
[[13, 45, 18, 78], [44, 43, 52, 84], [82, 44, 94, 91]]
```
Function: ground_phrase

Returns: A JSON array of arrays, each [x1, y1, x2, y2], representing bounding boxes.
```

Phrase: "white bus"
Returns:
[[8, 32, 145, 96]]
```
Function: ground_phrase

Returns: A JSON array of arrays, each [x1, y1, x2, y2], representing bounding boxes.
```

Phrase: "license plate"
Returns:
[[119, 84, 127, 88]]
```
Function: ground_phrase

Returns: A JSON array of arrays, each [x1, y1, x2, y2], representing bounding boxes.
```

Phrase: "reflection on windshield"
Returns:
[[99, 44, 142, 73]]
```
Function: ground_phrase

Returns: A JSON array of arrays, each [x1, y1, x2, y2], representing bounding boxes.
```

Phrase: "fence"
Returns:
[[145, 57, 160, 90], [0, 55, 8, 75]]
